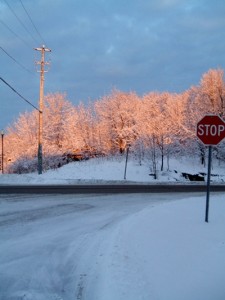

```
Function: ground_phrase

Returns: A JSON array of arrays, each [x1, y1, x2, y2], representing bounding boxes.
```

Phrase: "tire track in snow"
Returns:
[[0, 203, 94, 227]]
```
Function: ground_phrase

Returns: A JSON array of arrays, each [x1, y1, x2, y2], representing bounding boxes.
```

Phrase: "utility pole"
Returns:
[[1, 130, 4, 174], [34, 45, 51, 174]]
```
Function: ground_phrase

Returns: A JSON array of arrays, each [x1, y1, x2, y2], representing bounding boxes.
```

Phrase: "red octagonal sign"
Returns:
[[197, 115, 225, 145]]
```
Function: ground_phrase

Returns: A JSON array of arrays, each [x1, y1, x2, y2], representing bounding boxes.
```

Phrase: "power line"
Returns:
[[3, 0, 39, 45], [0, 46, 34, 74], [0, 76, 40, 112], [0, 19, 32, 48], [19, 0, 46, 45]]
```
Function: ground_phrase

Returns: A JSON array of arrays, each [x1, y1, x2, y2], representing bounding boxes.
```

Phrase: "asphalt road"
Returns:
[[0, 184, 225, 194]]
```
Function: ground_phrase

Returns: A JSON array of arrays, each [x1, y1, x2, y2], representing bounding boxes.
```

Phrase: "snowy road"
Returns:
[[0, 192, 181, 300], [1, 184, 225, 194], [1, 192, 225, 300]]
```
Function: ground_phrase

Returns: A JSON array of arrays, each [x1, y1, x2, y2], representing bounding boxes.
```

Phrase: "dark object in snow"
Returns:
[[63, 147, 105, 162], [182, 172, 205, 181], [149, 173, 157, 180], [200, 172, 219, 178], [149, 173, 155, 177], [199, 172, 207, 177]]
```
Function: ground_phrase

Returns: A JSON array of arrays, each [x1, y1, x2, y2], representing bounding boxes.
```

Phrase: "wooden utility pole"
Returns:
[[1, 130, 4, 174], [35, 45, 51, 174]]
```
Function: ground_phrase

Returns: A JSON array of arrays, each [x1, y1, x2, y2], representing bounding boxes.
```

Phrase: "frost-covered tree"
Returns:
[[136, 91, 188, 171], [138, 92, 170, 171], [75, 103, 99, 150], [4, 68, 225, 173], [43, 93, 74, 154], [95, 90, 140, 154], [5, 110, 38, 164], [200, 69, 225, 117], [5, 93, 76, 172], [183, 70, 225, 164], [183, 87, 208, 164], [165, 92, 190, 156]]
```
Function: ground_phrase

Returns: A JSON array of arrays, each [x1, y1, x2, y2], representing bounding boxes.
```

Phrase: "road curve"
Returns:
[[0, 184, 225, 194]]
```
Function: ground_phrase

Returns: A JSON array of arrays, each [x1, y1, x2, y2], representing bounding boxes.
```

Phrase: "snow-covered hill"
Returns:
[[1, 156, 225, 185]]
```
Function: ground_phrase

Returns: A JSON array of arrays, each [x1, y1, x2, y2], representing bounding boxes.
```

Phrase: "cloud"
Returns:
[[1, 0, 225, 129]]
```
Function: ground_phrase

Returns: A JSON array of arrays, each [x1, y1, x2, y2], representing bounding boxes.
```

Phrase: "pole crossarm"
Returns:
[[34, 46, 51, 52]]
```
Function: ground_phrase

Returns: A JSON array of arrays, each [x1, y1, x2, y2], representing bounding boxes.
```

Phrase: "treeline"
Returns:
[[3, 68, 225, 174]]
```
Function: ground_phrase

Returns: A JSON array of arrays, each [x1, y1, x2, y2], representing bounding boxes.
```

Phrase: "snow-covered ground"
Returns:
[[0, 157, 225, 299], [0, 192, 225, 300], [0, 156, 225, 185]]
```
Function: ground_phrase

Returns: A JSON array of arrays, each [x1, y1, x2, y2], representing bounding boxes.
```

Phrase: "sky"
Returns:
[[1, 0, 225, 130]]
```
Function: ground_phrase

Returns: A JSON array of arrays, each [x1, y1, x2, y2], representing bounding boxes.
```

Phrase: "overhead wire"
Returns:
[[3, 0, 39, 45], [0, 46, 34, 74], [1, 1, 49, 115], [1, 0, 50, 70], [0, 19, 33, 49], [19, 0, 46, 46], [0, 77, 41, 112]]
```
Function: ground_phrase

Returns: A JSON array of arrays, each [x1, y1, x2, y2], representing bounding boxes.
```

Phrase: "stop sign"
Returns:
[[197, 115, 225, 145]]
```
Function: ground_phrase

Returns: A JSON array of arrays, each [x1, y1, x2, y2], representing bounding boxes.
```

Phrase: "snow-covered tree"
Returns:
[[200, 69, 225, 117], [95, 90, 140, 154], [75, 103, 99, 150], [5, 110, 38, 164], [183, 69, 225, 164], [4, 68, 225, 173], [43, 93, 74, 154]]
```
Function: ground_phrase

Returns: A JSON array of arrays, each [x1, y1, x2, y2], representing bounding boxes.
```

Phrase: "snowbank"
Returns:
[[95, 194, 225, 300], [1, 157, 225, 185]]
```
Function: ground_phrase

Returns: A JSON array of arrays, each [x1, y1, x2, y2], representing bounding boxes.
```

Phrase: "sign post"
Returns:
[[205, 145, 212, 222], [124, 145, 130, 180], [196, 115, 225, 222]]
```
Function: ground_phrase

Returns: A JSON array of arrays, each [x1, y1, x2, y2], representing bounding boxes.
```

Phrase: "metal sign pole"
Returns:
[[124, 146, 130, 180], [205, 145, 212, 223]]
